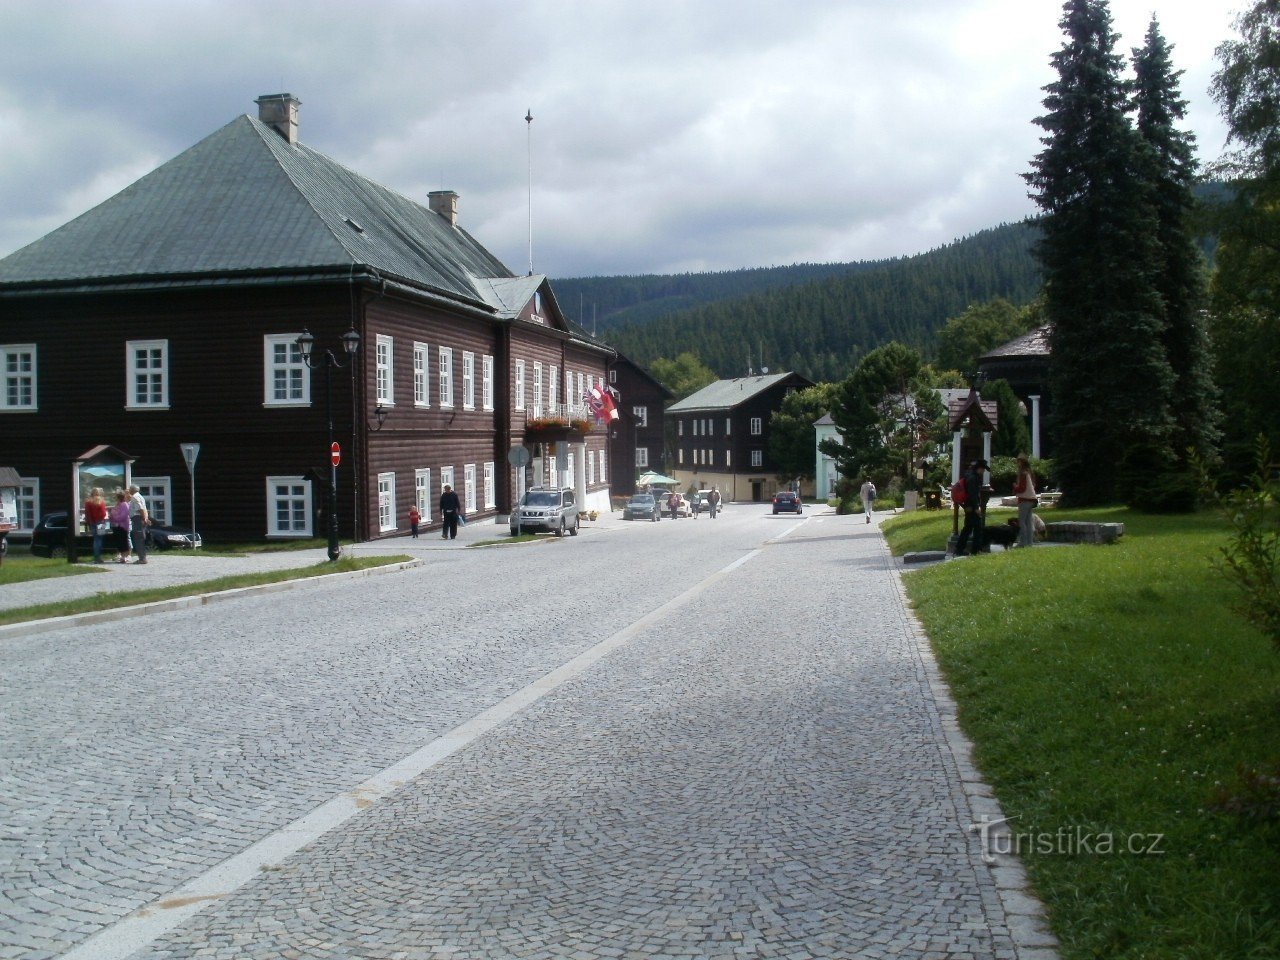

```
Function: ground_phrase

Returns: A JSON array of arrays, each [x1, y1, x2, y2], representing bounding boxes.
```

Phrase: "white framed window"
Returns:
[[750, 417, 762, 435], [633, 405, 648, 428], [725, 417, 732, 435], [266, 476, 311, 537], [483, 462, 495, 508], [14, 478, 38, 532], [678, 449, 685, 464], [751, 449, 763, 467], [549, 365, 558, 409], [127, 340, 168, 409], [515, 360, 526, 410], [133, 477, 171, 525], [576, 372, 585, 403], [564, 370, 573, 406], [678, 421, 684, 437], [609, 369, 617, 384], [706, 418, 714, 436], [567, 453, 575, 484], [726, 449, 732, 467], [463, 351, 476, 409], [378, 472, 396, 532], [375, 335, 394, 406], [588, 449, 595, 484], [706, 449, 714, 467], [439, 347, 454, 408], [636, 447, 649, 468], [481, 354, 494, 411], [415, 468, 432, 522], [263, 335, 308, 406], [599, 449, 607, 483], [1, 344, 37, 411], [464, 464, 477, 513], [414, 342, 430, 406], [533, 362, 543, 409]]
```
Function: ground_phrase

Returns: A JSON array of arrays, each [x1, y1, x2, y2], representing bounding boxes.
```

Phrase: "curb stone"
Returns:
[[887, 545, 1062, 960]]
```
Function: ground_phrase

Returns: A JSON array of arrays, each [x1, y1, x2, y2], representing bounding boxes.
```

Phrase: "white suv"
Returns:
[[510, 487, 579, 537]]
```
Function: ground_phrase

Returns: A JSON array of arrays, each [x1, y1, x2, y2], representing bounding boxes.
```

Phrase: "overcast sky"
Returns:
[[0, 0, 1240, 280]]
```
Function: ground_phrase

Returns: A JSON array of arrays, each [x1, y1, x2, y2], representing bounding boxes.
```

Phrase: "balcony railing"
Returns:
[[526, 402, 591, 422]]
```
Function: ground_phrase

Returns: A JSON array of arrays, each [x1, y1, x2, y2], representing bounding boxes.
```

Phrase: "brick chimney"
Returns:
[[428, 190, 458, 226], [255, 93, 301, 145]]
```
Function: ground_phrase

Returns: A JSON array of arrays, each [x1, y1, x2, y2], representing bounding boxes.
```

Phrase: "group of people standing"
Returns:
[[83, 486, 150, 564], [955, 454, 1039, 556]]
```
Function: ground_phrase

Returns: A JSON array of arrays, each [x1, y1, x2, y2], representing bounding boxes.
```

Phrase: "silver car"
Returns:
[[510, 487, 579, 537]]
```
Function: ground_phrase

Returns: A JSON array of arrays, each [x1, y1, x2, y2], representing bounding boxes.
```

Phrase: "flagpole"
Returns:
[[525, 109, 534, 277]]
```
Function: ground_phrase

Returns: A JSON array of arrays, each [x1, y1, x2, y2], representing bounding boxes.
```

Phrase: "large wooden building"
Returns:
[[606, 355, 672, 496], [666, 372, 813, 501], [0, 94, 613, 544]]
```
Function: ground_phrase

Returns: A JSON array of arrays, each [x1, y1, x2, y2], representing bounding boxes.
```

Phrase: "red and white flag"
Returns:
[[584, 386, 619, 422]]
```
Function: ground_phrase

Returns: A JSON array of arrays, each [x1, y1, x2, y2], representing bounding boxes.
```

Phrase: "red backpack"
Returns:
[[950, 478, 967, 506]]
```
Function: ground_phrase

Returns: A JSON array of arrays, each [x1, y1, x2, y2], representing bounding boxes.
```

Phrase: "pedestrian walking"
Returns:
[[667, 491, 680, 520], [1014, 454, 1038, 548], [409, 504, 421, 539], [859, 478, 877, 524], [126, 485, 150, 564], [440, 484, 461, 540], [708, 486, 721, 519], [84, 487, 109, 562]]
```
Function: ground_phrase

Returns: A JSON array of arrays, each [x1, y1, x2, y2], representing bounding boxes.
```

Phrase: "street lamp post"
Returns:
[[297, 327, 360, 561]]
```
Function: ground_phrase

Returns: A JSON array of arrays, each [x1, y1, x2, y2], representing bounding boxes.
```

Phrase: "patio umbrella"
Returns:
[[637, 471, 679, 486]]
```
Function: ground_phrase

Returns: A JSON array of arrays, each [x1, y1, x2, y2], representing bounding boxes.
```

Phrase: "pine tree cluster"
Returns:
[[1026, 0, 1218, 507]]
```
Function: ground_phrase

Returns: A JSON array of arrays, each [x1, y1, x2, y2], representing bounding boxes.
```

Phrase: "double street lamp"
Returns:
[[297, 327, 360, 561]]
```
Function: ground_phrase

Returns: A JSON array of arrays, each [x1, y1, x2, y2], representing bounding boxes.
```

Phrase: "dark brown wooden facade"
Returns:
[[606, 355, 672, 496], [0, 276, 612, 544]]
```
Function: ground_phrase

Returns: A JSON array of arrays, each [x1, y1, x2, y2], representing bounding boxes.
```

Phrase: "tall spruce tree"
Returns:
[[1132, 18, 1220, 473], [1025, 0, 1176, 505], [1209, 0, 1280, 478]]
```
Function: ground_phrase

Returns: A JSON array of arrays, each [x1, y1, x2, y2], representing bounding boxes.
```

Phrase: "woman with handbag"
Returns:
[[84, 487, 109, 563]]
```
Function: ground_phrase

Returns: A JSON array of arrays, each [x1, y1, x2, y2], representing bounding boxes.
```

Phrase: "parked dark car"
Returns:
[[622, 494, 661, 521], [30, 510, 201, 558], [771, 490, 803, 514]]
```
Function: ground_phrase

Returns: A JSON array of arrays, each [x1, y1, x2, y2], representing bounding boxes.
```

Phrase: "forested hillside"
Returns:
[[551, 261, 888, 331], [553, 222, 1042, 383]]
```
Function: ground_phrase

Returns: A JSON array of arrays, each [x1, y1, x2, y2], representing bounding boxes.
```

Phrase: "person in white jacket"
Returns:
[[860, 478, 876, 524]]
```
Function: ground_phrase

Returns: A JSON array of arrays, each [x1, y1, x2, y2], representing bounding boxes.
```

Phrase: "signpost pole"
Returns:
[[180, 443, 200, 548]]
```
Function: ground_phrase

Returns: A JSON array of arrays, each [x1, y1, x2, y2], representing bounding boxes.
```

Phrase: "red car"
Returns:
[[772, 490, 803, 514]]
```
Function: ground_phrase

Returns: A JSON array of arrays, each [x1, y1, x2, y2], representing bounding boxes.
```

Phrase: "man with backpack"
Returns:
[[953, 459, 989, 556], [859, 478, 877, 524]]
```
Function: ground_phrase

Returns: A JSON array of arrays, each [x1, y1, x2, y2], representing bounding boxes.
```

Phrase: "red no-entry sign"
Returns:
[[330, 442, 341, 467]]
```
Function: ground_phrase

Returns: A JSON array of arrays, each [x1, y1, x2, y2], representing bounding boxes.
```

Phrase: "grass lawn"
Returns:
[[0, 554, 412, 626], [886, 507, 1280, 958], [0, 553, 101, 586]]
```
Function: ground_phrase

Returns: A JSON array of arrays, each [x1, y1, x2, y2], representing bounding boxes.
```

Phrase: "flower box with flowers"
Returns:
[[524, 416, 592, 439]]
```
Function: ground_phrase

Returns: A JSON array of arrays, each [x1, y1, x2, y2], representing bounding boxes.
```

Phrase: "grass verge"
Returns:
[[0, 555, 101, 586], [890, 507, 1280, 958], [0, 554, 412, 627]]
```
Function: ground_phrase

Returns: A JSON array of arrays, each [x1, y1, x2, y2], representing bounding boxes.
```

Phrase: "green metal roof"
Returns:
[[667, 372, 799, 413], [0, 115, 515, 307]]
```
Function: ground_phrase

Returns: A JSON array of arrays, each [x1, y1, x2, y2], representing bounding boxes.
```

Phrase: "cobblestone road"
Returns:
[[1, 507, 1055, 959]]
